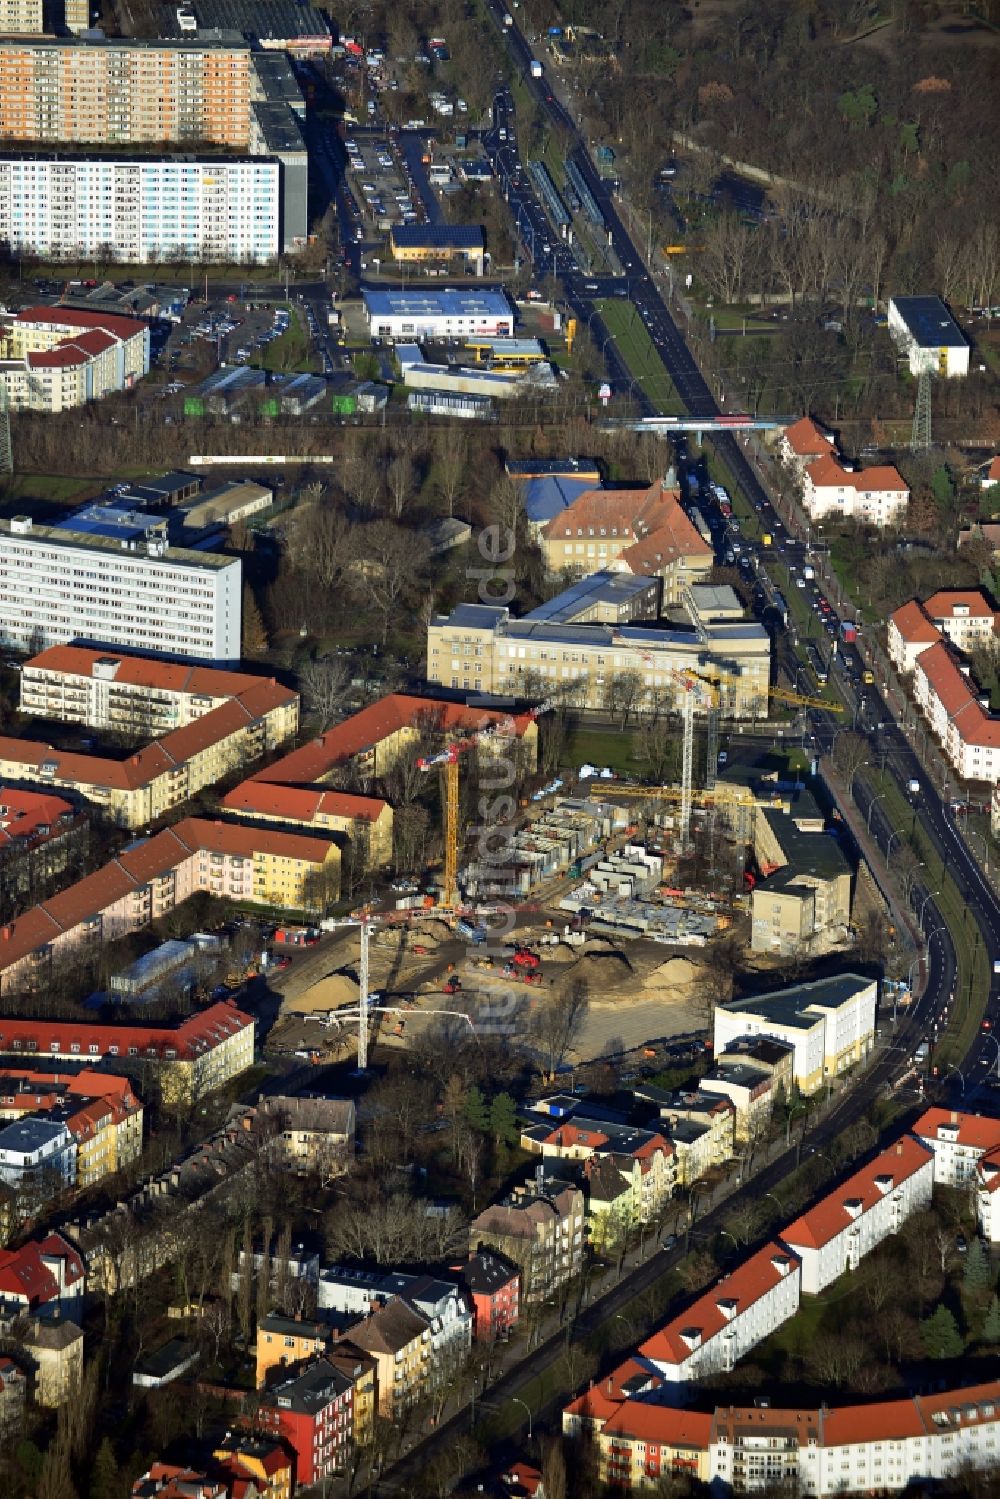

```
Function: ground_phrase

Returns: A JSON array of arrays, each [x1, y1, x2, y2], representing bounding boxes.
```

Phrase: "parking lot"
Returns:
[[343, 130, 428, 233]]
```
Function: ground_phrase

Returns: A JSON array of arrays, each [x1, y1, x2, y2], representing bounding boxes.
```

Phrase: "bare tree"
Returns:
[[434, 427, 467, 518], [299, 655, 351, 728], [531, 977, 590, 1081], [832, 730, 869, 786], [364, 520, 431, 645]]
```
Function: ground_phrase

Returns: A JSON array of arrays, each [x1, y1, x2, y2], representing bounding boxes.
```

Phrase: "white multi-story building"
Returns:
[[0, 514, 241, 661], [888, 590, 999, 675], [912, 640, 1000, 784], [0, 1117, 76, 1193], [713, 974, 878, 1096], [362, 287, 515, 341], [781, 1136, 933, 1295], [638, 1243, 801, 1382], [0, 153, 281, 263], [802, 453, 909, 525], [914, 1107, 1000, 1245]]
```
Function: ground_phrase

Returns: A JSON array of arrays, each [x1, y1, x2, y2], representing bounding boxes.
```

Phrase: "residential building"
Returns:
[[639, 1242, 801, 1382], [888, 590, 999, 674], [0, 1000, 254, 1106], [221, 783, 392, 868], [21, 645, 291, 736], [131, 1467, 226, 1499], [641, 1090, 735, 1186], [248, 692, 539, 785], [0, 787, 87, 902], [451, 1251, 520, 1342], [0, 304, 150, 412], [0, 1116, 76, 1197], [256, 1095, 355, 1177], [256, 1311, 331, 1389], [67, 1092, 135, 1188], [0, 1355, 26, 1440], [593, 1400, 713, 1490], [159, 0, 333, 54], [211, 1437, 293, 1499], [539, 481, 713, 599], [913, 1107, 1000, 1245], [259, 1357, 353, 1486], [326, 1344, 378, 1446], [362, 286, 514, 340], [713, 974, 878, 1095], [318, 1269, 471, 1375], [469, 1173, 585, 1304], [0, 819, 341, 997], [427, 593, 772, 719], [0, 0, 41, 30], [801, 453, 909, 525], [16, 1313, 84, 1406], [716, 1035, 794, 1100], [0, 513, 241, 662], [782, 1135, 934, 1294], [700, 1063, 773, 1144], [0, 678, 298, 830], [0, 37, 253, 148], [888, 294, 970, 377], [888, 598, 949, 674], [912, 639, 1000, 782], [389, 223, 486, 274], [0, 1069, 142, 1165], [345, 1296, 431, 1417], [778, 416, 836, 477], [0, 152, 281, 264], [0, 1232, 84, 1315]]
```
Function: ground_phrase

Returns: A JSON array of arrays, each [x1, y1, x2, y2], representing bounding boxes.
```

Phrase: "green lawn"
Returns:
[[252, 305, 317, 374], [564, 726, 643, 774], [0, 472, 103, 507], [596, 299, 686, 415]]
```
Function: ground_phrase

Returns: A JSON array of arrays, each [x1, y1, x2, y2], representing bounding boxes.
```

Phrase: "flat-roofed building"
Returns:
[[713, 974, 877, 1095], [888, 294, 970, 377], [389, 223, 485, 274], [0, 513, 241, 662], [362, 286, 514, 340]]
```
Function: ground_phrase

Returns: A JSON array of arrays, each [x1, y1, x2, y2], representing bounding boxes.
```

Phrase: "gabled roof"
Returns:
[[782, 416, 833, 458], [924, 589, 997, 620], [806, 454, 908, 492], [221, 781, 388, 825], [782, 1136, 932, 1251], [890, 599, 941, 645], [913, 1107, 1000, 1152], [349, 1296, 428, 1355], [24, 645, 269, 699], [16, 304, 146, 340], [602, 1401, 713, 1447], [639, 1243, 799, 1367]]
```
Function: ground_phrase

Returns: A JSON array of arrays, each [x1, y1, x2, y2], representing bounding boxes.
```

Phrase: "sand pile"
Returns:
[[282, 969, 360, 1018]]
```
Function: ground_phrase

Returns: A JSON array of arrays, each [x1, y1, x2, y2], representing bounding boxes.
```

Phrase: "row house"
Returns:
[[470, 1172, 585, 1304], [258, 1357, 353, 1487], [450, 1251, 520, 1343], [638, 1243, 801, 1382], [221, 782, 393, 870], [781, 1136, 933, 1295], [636, 1086, 735, 1185], [914, 1107, 1000, 1245], [912, 640, 1000, 783], [0, 817, 341, 996], [888, 591, 999, 676]]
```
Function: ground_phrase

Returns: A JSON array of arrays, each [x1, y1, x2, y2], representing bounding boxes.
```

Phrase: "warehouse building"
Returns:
[[888, 295, 970, 378], [362, 287, 514, 341], [158, 0, 333, 56], [0, 512, 241, 661]]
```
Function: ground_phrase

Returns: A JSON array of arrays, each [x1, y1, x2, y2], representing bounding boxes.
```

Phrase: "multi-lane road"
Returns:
[[482, 2, 999, 1086]]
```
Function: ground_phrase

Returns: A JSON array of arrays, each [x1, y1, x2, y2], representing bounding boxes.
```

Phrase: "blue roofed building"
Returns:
[[522, 475, 597, 531], [362, 287, 514, 341], [389, 223, 486, 274], [887, 295, 969, 378]]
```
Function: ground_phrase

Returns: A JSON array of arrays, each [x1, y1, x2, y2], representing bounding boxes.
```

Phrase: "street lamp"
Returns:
[[982, 1033, 1000, 1079], [509, 1396, 532, 1439], [866, 793, 887, 834], [762, 1191, 785, 1218], [917, 889, 942, 925]]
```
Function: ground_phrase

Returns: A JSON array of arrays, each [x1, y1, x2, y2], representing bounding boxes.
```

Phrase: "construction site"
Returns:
[[259, 666, 876, 1075]]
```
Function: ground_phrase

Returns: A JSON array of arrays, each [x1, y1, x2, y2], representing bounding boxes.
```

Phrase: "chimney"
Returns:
[[951, 1110, 959, 1124]]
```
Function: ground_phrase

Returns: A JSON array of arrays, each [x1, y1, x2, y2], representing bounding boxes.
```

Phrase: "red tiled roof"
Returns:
[[782, 1136, 932, 1251], [602, 1402, 713, 1448], [890, 600, 940, 645], [251, 693, 535, 787], [978, 1145, 1000, 1191], [914, 640, 979, 715], [0, 786, 76, 848], [806, 454, 908, 492], [913, 1107, 1000, 1152], [639, 1243, 799, 1367], [24, 645, 270, 700], [542, 481, 712, 568], [221, 781, 388, 824], [0, 998, 252, 1062], [17, 304, 145, 340], [172, 816, 337, 865], [783, 416, 832, 458], [987, 457, 1000, 482], [26, 345, 91, 370], [924, 589, 996, 620]]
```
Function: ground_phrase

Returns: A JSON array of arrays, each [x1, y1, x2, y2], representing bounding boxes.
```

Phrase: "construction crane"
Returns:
[[417, 700, 554, 907]]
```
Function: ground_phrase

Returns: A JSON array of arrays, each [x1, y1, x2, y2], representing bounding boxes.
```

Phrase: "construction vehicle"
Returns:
[[510, 947, 540, 970], [502, 962, 543, 986], [443, 975, 463, 996]]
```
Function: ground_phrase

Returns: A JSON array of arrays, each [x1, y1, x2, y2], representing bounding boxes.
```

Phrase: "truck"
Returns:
[[802, 564, 815, 581], [907, 778, 921, 798], [530, 58, 543, 77], [456, 918, 487, 945], [274, 926, 320, 947], [502, 11, 513, 25], [840, 620, 857, 644]]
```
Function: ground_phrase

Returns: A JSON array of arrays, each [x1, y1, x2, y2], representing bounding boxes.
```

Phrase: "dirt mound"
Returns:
[[405, 920, 454, 949], [557, 948, 633, 998], [282, 969, 360, 1018], [639, 956, 700, 999]]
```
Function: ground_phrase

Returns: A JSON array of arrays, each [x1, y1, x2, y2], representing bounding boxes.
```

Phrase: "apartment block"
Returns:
[[912, 639, 1000, 782], [0, 304, 149, 412], [713, 974, 877, 1095], [0, 678, 298, 829], [801, 453, 909, 525], [0, 152, 280, 263], [259, 1358, 353, 1486], [0, 513, 241, 661], [0, 0, 42, 31], [778, 415, 835, 477], [782, 1136, 934, 1295], [0, 1068, 147, 1190], [0, 1000, 253, 1105], [470, 1173, 585, 1304], [0, 820, 340, 996], [221, 782, 392, 868], [914, 1107, 1000, 1245], [346, 1297, 431, 1418], [427, 593, 772, 719], [21, 645, 291, 735], [640, 1243, 801, 1382], [0, 38, 253, 149]]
